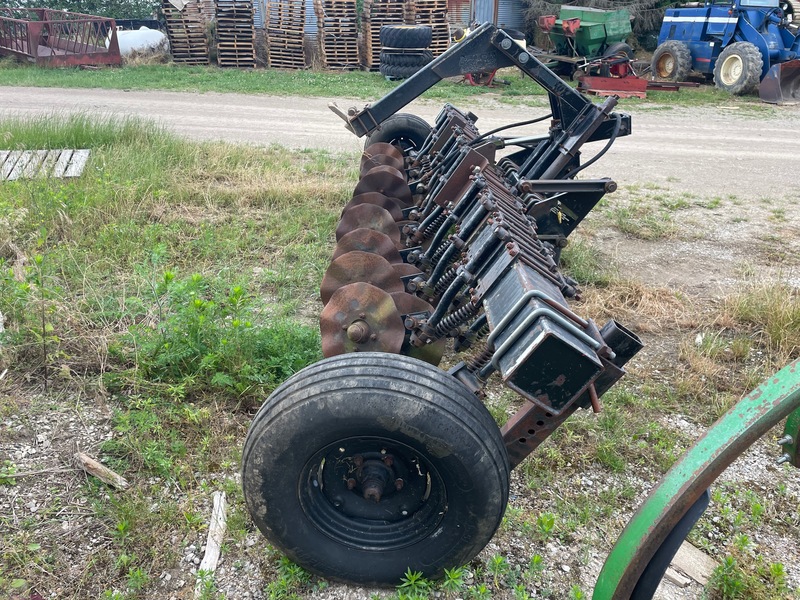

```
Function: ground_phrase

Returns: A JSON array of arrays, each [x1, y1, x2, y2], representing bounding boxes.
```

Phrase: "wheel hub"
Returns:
[[299, 437, 445, 550]]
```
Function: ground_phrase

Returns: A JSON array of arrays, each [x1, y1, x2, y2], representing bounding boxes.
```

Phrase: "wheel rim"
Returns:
[[720, 54, 743, 85], [656, 53, 675, 78], [299, 436, 447, 550]]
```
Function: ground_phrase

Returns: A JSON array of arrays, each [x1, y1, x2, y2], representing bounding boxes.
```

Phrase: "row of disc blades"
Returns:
[[319, 142, 445, 365]]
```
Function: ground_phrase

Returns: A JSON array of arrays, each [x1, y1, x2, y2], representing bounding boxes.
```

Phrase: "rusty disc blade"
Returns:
[[362, 142, 404, 164], [320, 250, 404, 305], [335, 203, 401, 246], [353, 167, 413, 206], [346, 193, 404, 222], [333, 229, 403, 264], [359, 153, 405, 178], [392, 263, 424, 278], [321, 282, 405, 357], [390, 292, 446, 366]]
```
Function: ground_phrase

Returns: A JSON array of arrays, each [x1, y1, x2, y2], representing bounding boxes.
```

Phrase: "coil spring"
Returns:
[[428, 241, 449, 268], [466, 343, 494, 373], [423, 211, 448, 240], [433, 267, 458, 296], [433, 302, 479, 338]]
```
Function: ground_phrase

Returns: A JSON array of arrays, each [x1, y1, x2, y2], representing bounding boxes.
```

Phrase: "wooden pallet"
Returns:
[[266, 0, 306, 68], [162, 0, 210, 64], [314, 0, 359, 70], [216, 0, 256, 67]]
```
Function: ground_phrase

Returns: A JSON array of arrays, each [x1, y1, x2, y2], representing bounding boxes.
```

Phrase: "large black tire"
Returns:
[[365, 113, 432, 152], [713, 41, 763, 95], [380, 49, 433, 68], [603, 41, 634, 61], [651, 40, 692, 81], [241, 353, 510, 584], [379, 62, 423, 79], [380, 24, 432, 49]]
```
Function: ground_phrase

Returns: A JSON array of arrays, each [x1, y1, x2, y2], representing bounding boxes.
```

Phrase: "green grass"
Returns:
[[0, 58, 772, 109], [0, 60, 548, 104]]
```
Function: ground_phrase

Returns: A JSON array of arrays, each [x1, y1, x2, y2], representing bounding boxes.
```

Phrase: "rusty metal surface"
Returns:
[[0, 8, 121, 67], [362, 141, 404, 164], [345, 193, 405, 222], [320, 282, 405, 356], [320, 250, 404, 305], [390, 292, 445, 365], [333, 228, 403, 263], [352, 167, 413, 206], [335, 203, 402, 245]]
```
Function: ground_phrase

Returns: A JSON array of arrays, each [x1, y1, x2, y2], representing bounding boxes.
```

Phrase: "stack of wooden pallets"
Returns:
[[410, 0, 449, 56], [266, 0, 306, 68], [359, 0, 407, 70], [216, 0, 256, 67], [314, 0, 359, 70], [162, 0, 210, 64]]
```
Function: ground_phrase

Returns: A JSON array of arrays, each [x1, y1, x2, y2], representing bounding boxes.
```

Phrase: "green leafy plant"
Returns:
[[126, 273, 320, 401], [0, 460, 18, 486], [397, 568, 431, 597]]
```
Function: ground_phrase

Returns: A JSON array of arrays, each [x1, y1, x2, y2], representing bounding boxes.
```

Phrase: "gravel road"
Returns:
[[1, 86, 799, 200]]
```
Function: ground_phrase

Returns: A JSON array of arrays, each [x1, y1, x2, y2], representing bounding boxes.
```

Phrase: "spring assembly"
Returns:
[[465, 343, 495, 374], [423, 211, 449, 240], [433, 267, 459, 296], [433, 302, 479, 338]]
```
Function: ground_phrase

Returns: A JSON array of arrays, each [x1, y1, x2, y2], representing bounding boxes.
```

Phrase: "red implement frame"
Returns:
[[0, 8, 121, 67]]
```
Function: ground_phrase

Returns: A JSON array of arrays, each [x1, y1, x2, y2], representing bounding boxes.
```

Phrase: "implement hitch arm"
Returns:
[[331, 23, 630, 144]]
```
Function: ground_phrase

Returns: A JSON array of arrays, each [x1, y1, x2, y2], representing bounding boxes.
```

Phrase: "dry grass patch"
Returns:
[[577, 280, 700, 333]]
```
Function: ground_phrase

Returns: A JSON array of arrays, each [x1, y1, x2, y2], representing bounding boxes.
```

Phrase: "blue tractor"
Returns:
[[651, 0, 800, 102]]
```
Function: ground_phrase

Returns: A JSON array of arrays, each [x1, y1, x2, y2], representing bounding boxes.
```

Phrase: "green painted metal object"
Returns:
[[593, 358, 800, 599], [779, 405, 800, 467], [550, 6, 632, 59]]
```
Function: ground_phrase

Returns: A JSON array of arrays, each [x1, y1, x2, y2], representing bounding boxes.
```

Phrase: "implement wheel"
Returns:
[[365, 113, 432, 153], [651, 40, 691, 82], [241, 352, 510, 584], [713, 42, 763, 95]]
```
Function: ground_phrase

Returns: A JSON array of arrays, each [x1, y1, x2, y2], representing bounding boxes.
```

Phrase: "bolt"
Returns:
[[395, 478, 404, 491], [370, 333, 378, 341], [346, 478, 356, 490], [777, 435, 794, 446], [519, 52, 529, 63], [776, 454, 792, 465], [500, 38, 512, 50], [382, 455, 393, 467], [353, 454, 363, 467]]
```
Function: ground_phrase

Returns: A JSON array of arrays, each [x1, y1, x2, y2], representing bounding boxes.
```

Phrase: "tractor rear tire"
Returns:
[[241, 352, 510, 584], [651, 40, 692, 82], [365, 113, 431, 152], [380, 49, 433, 68], [380, 24, 432, 49], [713, 42, 763, 95]]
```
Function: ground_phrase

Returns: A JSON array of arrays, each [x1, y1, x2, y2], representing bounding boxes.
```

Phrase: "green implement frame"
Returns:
[[595, 358, 800, 599]]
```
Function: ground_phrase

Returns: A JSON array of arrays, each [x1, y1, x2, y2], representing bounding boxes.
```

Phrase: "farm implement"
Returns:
[[241, 23, 800, 597]]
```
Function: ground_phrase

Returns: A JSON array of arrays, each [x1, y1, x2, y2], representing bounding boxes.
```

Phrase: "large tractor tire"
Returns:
[[651, 40, 692, 81], [380, 62, 424, 80], [364, 113, 432, 152], [380, 49, 433, 68], [241, 353, 510, 585], [379, 24, 432, 49], [713, 42, 763, 95], [780, 0, 798, 25]]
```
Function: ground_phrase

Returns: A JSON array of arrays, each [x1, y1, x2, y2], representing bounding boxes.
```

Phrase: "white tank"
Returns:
[[111, 26, 169, 56]]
